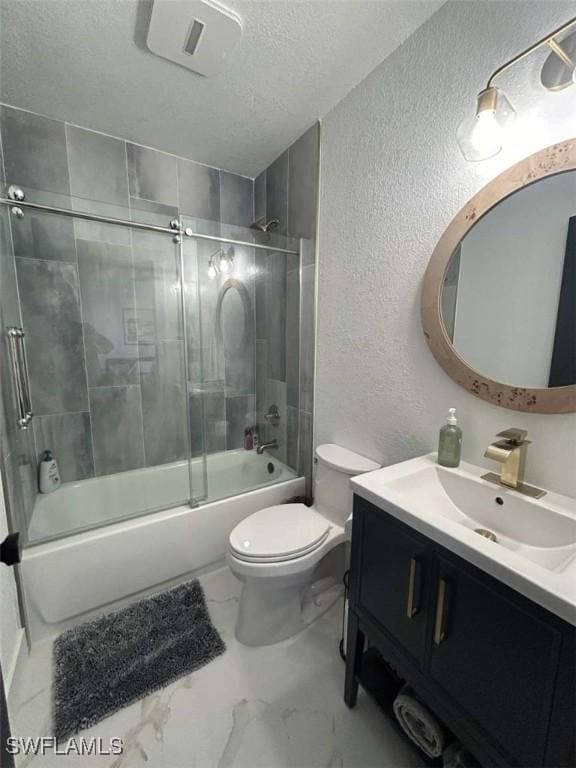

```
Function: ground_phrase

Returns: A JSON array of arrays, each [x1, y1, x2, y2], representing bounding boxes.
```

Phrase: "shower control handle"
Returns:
[[264, 404, 280, 427]]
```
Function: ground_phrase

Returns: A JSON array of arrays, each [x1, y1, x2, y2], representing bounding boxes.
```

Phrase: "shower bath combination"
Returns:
[[0, 157, 309, 642]]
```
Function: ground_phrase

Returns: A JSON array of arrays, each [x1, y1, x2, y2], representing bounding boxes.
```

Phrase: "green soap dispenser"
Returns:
[[438, 408, 462, 468]]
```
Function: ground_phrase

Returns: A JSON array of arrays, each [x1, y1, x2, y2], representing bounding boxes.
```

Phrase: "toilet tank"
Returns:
[[313, 444, 380, 525]]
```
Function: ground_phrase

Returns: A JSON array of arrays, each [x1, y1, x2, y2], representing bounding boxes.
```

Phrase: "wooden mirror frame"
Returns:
[[421, 138, 576, 414]]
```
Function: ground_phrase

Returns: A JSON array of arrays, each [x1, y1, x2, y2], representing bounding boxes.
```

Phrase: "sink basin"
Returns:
[[350, 454, 576, 625], [384, 465, 576, 572]]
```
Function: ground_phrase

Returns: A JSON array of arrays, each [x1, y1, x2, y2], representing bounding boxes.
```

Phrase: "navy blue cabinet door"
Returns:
[[356, 501, 430, 664], [429, 556, 562, 767]]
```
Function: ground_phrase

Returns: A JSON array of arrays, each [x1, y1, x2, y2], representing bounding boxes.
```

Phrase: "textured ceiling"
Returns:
[[0, 0, 443, 176]]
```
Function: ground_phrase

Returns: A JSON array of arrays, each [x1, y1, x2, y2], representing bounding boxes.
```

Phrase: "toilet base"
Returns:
[[235, 573, 343, 646], [232, 545, 346, 646]]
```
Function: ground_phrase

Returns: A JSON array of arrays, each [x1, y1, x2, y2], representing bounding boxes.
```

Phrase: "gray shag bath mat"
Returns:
[[53, 579, 225, 739]]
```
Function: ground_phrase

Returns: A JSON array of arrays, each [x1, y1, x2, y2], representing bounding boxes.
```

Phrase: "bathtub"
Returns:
[[28, 449, 295, 542], [22, 450, 304, 642]]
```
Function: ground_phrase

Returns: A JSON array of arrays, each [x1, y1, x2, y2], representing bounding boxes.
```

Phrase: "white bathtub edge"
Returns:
[[23, 477, 304, 643]]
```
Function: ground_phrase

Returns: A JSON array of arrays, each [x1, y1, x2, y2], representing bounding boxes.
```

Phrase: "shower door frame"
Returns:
[[0, 193, 301, 255]]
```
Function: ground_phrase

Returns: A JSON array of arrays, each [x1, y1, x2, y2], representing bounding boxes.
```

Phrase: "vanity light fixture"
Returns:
[[458, 15, 576, 162]]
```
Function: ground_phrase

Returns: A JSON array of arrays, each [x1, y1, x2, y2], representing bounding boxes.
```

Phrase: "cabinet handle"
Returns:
[[433, 578, 449, 645], [406, 558, 421, 618]]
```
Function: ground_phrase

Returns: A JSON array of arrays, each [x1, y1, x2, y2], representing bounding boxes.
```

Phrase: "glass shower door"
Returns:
[[3, 191, 199, 543], [182, 217, 301, 505]]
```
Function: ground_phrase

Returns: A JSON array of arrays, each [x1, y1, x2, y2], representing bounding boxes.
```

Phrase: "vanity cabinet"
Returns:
[[358, 504, 430, 663], [345, 496, 576, 768]]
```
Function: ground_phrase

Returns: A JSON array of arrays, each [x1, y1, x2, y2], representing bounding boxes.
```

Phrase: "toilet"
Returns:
[[227, 444, 380, 646]]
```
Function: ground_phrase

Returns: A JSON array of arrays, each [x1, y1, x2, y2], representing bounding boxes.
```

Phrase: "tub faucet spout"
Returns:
[[257, 440, 278, 455]]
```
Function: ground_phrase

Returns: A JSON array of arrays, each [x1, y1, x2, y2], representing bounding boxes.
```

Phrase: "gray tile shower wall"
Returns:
[[254, 122, 319, 492], [89, 386, 145, 476], [220, 172, 253, 228], [77, 239, 140, 389], [178, 160, 220, 221], [33, 413, 94, 483], [288, 126, 320, 240], [127, 144, 178, 207], [17, 257, 88, 414], [188, 234, 257, 454], [1, 107, 76, 263], [140, 340, 188, 466], [1, 102, 315, 505], [0, 104, 255, 491]]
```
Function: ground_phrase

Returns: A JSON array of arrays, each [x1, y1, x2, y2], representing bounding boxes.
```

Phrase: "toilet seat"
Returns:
[[229, 504, 331, 563]]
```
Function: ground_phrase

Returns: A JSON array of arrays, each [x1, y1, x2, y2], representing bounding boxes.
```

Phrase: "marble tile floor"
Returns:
[[8, 566, 425, 768]]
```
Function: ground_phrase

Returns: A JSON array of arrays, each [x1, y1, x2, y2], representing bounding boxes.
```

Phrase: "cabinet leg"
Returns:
[[344, 612, 364, 708]]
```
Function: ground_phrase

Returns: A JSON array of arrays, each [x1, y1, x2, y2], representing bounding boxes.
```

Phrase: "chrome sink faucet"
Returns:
[[483, 428, 545, 498], [257, 440, 278, 455]]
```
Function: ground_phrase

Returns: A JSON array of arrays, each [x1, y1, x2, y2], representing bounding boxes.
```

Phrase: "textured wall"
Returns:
[[317, 1, 576, 498], [0, 0, 441, 176]]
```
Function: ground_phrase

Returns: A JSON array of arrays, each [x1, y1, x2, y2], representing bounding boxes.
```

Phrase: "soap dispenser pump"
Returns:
[[438, 408, 462, 468]]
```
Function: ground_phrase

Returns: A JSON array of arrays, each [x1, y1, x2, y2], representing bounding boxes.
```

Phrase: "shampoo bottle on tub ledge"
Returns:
[[39, 450, 61, 493]]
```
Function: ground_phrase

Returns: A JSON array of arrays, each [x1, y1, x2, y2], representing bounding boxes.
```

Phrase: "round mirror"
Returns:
[[215, 279, 251, 357], [422, 139, 576, 413]]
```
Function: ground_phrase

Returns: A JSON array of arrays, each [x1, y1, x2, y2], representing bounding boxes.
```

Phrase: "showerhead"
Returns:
[[249, 218, 280, 233]]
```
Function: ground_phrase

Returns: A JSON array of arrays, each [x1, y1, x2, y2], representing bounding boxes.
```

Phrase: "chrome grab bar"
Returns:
[[6, 327, 33, 429]]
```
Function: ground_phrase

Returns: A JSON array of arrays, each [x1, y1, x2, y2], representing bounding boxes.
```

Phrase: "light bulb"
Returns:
[[207, 262, 217, 280], [470, 109, 502, 157], [219, 255, 230, 273], [457, 87, 516, 162]]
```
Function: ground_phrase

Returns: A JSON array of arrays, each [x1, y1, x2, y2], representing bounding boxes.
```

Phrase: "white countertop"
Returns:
[[350, 454, 576, 626]]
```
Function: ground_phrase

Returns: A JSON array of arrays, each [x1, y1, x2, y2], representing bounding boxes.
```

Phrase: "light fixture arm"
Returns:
[[486, 15, 576, 89]]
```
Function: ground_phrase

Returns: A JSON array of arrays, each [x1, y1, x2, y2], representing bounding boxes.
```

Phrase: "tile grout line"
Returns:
[[87, 384, 142, 390], [65, 120, 98, 481], [130, 192, 177, 209], [251, 175, 257, 439], [124, 139, 148, 472], [13, 255, 80, 266], [34, 410, 92, 418], [258, 169, 267, 443], [309, 120, 321, 493], [285, 147, 293, 468]]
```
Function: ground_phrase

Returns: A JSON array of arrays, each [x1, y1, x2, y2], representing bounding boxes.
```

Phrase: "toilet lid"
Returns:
[[229, 504, 331, 561]]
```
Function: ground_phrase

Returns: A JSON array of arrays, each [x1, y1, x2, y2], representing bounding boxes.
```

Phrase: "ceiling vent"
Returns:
[[147, 0, 242, 77]]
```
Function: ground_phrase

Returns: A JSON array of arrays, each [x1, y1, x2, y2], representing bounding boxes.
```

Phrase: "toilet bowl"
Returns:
[[227, 444, 380, 646]]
